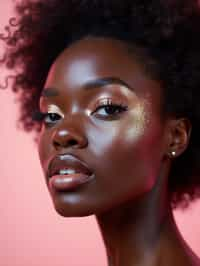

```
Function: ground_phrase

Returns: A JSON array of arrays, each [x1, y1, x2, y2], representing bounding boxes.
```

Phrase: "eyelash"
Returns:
[[32, 99, 128, 125]]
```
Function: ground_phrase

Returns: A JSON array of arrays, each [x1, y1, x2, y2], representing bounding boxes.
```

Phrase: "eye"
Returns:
[[92, 99, 128, 118], [32, 99, 128, 125], [31, 111, 61, 125], [44, 113, 61, 123]]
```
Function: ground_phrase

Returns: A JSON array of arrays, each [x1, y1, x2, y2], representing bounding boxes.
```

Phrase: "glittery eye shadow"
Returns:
[[47, 105, 64, 117]]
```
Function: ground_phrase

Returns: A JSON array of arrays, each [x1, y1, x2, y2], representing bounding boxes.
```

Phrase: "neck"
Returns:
[[95, 160, 190, 266]]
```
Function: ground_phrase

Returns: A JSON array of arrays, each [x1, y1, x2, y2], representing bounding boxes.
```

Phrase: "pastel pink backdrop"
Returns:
[[0, 1, 199, 266]]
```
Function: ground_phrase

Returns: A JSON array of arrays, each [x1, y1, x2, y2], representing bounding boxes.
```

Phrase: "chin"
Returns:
[[52, 202, 95, 217]]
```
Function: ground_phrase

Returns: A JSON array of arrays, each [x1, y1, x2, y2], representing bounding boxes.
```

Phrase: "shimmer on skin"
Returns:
[[37, 37, 197, 266], [2, 0, 200, 265]]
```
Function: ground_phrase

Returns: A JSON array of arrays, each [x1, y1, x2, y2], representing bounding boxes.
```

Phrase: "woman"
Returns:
[[1, 0, 200, 265]]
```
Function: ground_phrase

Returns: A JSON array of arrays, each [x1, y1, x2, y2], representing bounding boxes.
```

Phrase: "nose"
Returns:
[[51, 118, 88, 150]]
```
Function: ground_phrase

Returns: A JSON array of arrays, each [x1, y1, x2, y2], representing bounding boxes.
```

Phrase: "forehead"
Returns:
[[42, 37, 162, 103]]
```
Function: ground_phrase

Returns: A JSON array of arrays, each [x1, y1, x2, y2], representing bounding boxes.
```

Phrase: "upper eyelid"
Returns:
[[43, 96, 129, 114], [42, 102, 127, 123], [47, 105, 65, 116]]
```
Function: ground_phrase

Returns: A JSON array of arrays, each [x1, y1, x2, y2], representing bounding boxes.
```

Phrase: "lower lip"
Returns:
[[49, 173, 95, 192]]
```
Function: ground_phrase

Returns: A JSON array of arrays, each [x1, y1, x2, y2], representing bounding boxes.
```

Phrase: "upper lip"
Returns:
[[48, 154, 93, 179]]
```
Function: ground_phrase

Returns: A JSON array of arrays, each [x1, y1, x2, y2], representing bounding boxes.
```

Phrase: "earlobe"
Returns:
[[166, 117, 192, 159]]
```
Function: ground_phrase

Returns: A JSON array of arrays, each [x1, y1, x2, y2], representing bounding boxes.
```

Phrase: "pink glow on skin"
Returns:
[[0, 1, 199, 266]]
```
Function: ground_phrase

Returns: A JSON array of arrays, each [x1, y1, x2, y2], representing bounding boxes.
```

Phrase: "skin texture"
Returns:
[[38, 37, 199, 266]]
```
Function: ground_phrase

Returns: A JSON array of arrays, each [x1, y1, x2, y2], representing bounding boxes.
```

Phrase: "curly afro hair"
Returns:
[[1, 0, 200, 210]]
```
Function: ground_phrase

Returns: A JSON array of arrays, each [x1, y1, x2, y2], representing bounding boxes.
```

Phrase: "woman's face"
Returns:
[[38, 36, 169, 217]]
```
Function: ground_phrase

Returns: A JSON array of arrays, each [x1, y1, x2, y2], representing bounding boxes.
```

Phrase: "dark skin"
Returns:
[[38, 36, 200, 266]]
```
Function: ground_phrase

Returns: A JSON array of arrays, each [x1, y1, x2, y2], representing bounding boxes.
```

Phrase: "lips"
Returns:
[[48, 153, 93, 179]]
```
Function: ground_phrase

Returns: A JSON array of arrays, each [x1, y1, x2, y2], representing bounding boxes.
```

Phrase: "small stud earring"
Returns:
[[171, 151, 176, 157]]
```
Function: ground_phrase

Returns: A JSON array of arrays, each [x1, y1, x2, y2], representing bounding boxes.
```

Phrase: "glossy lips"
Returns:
[[48, 154, 94, 191]]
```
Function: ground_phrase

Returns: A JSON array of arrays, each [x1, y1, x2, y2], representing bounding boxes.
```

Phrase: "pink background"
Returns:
[[0, 1, 199, 265]]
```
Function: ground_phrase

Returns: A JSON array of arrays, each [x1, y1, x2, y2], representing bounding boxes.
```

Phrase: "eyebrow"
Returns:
[[40, 77, 134, 98]]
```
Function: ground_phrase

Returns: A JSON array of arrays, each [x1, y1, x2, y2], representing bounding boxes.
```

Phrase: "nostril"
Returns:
[[68, 139, 78, 146], [53, 139, 78, 148]]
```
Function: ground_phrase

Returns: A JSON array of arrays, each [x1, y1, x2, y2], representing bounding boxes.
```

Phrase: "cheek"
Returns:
[[92, 103, 164, 204], [37, 129, 52, 178]]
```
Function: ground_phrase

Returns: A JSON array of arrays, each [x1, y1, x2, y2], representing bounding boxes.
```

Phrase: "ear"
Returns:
[[165, 117, 192, 158]]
